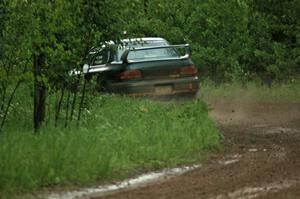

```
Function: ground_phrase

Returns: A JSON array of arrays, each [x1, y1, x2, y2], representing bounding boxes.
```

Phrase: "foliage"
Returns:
[[1, 0, 299, 129], [0, 95, 219, 198], [121, 0, 300, 84], [201, 78, 300, 102], [0, 0, 299, 196]]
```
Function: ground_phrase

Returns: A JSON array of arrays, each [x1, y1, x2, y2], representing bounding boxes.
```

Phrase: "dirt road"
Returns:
[[90, 100, 300, 199]]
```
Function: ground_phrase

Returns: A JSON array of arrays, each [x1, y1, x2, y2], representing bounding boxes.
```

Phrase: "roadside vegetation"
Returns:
[[0, 94, 219, 198], [202, 79, 300, 102], [0, 0, 299, 198], [1, 0, 299, 131]]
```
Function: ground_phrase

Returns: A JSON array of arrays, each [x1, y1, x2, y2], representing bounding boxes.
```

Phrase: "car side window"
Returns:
[[92, 49, 109, 65]]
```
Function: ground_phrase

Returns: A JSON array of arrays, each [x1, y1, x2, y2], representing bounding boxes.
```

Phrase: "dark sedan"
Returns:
[[82, 37, 199, 98]]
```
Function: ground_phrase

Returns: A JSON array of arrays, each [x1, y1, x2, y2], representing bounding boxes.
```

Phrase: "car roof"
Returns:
[[89, 37, 168, 54], [121, 37, 166, 43]]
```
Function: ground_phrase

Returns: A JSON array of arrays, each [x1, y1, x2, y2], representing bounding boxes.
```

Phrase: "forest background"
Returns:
[[0, 0, 299, 197], [1, 0, 299, 130]]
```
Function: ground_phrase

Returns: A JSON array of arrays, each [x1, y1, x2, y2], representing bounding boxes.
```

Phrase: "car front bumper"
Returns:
[[107, 76, 200, 96]]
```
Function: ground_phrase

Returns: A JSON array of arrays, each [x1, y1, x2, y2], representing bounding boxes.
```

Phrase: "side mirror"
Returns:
[[82, 63, 90, 74]]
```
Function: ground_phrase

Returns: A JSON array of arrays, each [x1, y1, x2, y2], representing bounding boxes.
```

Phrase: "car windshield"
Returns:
[[117, 40, 179, 61]]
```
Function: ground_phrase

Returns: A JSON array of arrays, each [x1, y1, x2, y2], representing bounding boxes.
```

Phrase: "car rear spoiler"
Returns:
[[120, 44, 191, 63]]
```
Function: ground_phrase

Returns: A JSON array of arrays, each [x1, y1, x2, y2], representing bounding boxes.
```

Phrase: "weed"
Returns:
[[0, 94, 220, 198], [201, 80, 300, 102]]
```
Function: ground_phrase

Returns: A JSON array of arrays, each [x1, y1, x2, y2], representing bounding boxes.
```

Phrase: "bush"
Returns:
[[0, 95, 220, 197]]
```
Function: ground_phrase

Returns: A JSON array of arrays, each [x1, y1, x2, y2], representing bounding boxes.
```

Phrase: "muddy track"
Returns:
[[90, 101, 300, 199]]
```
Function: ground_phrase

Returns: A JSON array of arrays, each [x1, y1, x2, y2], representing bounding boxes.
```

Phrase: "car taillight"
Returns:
[[180, 65, 198, 75], [118, 69, 142, 80]]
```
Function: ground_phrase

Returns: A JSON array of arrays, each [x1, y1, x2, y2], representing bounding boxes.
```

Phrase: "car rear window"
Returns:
[[117, 40, 179, 61], [127, 48, 179, 61]]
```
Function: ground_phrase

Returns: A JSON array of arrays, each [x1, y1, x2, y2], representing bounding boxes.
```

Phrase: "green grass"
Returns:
[[201, 80, 300, 102], [0, 95, 220, 198]]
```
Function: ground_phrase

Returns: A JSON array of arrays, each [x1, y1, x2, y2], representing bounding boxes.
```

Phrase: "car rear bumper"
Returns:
[[107, 76, 199, 96]]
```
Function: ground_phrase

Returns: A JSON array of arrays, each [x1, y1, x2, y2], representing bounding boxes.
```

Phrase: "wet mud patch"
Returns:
[[40, 165, 201, 199], [211, 179, 300, 199], [86, 100, 300, 199], [263, 127, 300, 135], [217, 154, 241, 166]]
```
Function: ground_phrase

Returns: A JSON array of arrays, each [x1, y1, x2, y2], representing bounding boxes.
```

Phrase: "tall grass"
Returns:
[[201, 80, 300, 102], [0, 94, 219, 198]]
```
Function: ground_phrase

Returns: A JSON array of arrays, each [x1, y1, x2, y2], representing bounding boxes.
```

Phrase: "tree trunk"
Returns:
[[144, 0, 148, 15], [0, 80, 22, 130], [70, 90, 77, 122], [70, 77, 79, 122], [33, 51, 47, 132], [55, 87, 65, 127], [77, 79, 87, 126], [0, 84, 6, 112], [64, 91, 70, 128]]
